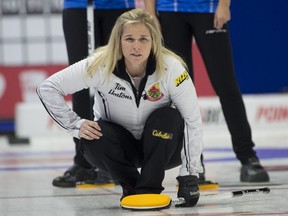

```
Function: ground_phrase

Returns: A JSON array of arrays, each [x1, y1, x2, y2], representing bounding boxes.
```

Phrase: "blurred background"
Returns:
[[0, 0, 287, 143]]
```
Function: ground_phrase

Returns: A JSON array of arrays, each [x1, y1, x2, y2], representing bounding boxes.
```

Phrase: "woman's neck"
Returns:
[[126, 69, 145, 78], [125, 62, 146, 77], [126, 67, 146, 78]]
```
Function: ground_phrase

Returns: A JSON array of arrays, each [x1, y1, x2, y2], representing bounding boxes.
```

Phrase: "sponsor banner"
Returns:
[[0, 65, 69, 119], [16, 102, 71, 137], [199, 98, 226, 127], [244, 95, 288, 127], [199, 95, 288, 129]]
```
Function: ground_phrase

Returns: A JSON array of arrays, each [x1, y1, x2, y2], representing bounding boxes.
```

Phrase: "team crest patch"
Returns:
[[152, 130, 173, 140], [174, 71, 189, 87], [146, 83, 163, 101]]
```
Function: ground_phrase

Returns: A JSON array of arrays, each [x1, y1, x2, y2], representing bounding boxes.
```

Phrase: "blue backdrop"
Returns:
[[229, 0, 288, 94]]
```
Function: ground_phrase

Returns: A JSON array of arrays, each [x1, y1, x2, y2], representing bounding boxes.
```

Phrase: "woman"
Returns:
[[37, 9, 203, 207]]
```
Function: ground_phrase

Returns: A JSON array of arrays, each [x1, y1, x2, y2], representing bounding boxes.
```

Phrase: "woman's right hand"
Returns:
[[79, 120, 103, 140]]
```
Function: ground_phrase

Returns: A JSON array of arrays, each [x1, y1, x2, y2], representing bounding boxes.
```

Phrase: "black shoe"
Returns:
[[240, 157, 270, 182], [198, 172, 205, 182], [52, 164, 114, 188]]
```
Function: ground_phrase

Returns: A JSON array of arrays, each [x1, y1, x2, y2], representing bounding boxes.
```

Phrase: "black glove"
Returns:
[[176, 175, 199, 207]]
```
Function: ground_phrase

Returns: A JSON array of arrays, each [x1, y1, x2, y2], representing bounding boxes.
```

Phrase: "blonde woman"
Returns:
[[37, 8, 203, 207]]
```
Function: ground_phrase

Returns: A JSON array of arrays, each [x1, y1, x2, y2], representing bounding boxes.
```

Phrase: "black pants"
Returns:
[[80, 107, 184, 194], [159, 12, 257, 164], [62, 8, 130, 168]]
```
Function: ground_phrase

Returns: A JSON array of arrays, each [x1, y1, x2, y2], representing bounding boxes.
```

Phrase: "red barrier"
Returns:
[[192, 43, 215, 96], [0, 65, 69, 119]]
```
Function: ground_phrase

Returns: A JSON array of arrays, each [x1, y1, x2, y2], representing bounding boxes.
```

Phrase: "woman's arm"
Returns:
[[36, 58, 91, 138]]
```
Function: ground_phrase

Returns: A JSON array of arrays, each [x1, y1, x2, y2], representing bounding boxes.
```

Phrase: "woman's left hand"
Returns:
[[79, 120, 102, 140]]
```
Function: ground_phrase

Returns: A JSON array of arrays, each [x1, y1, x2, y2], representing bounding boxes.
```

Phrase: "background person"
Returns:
[[53, 0, 135, 188], [144, 0, 269, 182]]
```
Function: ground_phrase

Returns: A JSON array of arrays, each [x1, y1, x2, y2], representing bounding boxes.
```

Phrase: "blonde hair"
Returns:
[[86, 8, 187, 77]]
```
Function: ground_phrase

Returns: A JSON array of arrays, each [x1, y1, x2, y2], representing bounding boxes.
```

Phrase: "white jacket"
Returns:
[[37, 53, 204, 176]]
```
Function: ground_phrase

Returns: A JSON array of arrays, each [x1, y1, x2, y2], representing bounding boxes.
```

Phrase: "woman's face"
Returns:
[[121, 23, 152, 69]]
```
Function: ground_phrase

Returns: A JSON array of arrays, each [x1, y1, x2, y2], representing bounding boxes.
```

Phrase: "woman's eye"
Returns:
[[125, 38, 134, 42], [140, 38, 148, 42]]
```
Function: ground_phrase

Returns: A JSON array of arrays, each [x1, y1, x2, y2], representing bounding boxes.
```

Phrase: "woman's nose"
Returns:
[[133, 40, 140, 49]]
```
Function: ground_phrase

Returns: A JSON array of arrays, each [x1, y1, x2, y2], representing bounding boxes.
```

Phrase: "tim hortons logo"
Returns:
[[108, 83, 132, 100]]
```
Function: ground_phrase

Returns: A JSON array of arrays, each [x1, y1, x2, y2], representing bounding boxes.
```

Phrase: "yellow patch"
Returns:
[[152, 130, 173, 140], [174, 71, 189, 87]]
